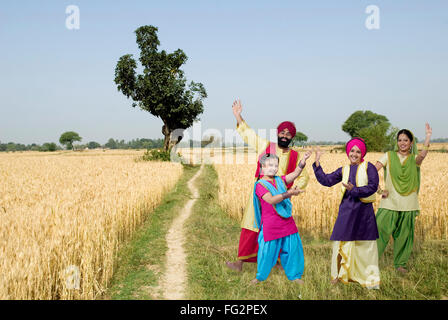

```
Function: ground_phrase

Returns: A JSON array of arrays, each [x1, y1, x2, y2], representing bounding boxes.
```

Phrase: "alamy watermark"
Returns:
[[65, 5, 80, 30], [64, 265, 80, 290], [365, 5, 380, 30]]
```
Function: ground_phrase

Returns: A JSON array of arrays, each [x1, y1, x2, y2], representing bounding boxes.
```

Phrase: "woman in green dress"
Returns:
[[374, 123, 432, 274]]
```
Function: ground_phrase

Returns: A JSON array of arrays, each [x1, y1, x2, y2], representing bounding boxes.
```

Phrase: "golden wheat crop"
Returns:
[[0, 150, 183, 299], [214, 149, 448, 241]]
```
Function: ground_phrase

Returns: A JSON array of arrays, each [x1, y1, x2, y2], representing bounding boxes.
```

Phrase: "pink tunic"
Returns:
[[255, 176, 298, 242]]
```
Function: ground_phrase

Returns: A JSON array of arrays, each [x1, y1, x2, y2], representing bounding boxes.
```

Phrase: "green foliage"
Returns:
[[358, 122, 389, 152], [0, 138, 165, 152], [0, 142, 25, 152], [104, 138, 164, 150], [385, 126, 400, 151], [87, 141, 101, 149], [342, 110, 395, 152], [40, 142, 57, 152], [342, 110, 389, 137], [59, 131, 82, 150], [0, 141, 62, 152], [73, 144, 88, 151], [292, 131, 308, 146], [105, 138, 118, 149], [141, 149, 171, 162], [114, 25, 207, 152]]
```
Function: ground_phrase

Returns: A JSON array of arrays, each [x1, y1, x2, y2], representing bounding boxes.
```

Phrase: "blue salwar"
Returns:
[[253, 176, 305, 282], [256, 228, 305, 281]]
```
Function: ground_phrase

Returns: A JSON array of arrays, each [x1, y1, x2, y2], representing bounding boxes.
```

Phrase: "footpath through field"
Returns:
[[105, 164, 201, 300], [160, 164, 204, 299]]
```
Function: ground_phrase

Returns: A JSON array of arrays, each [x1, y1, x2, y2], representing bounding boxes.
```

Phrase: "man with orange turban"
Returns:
[[226, 99, 309, 272]]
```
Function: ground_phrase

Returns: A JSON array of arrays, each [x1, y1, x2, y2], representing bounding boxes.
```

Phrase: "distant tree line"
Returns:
[[430, 138, 448, 143], [0, 138, 164, 152], [2, 121, 445, 153], [102, 138, 164, 150], [0, 142, 62, 152]]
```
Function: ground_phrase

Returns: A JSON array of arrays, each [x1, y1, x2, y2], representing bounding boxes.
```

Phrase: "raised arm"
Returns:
[[416, 123, 432, 166], [261, 186, 304, 205], [312, 146, 343, 187], [313, 164, 343, 187], [285, 151, 312, 185], [232, 99, 269, 152], [232, 99, 244, 126]]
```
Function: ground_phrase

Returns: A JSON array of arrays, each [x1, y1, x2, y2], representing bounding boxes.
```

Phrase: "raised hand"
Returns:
[[425, 123, 432, 138], [298, 150, 312, 169], [232, 99, 242, 118], [303, 150, 312, 161], [313, 146, 324, 166], [417, 123, 432, 165], [315, 146, 324, 158]]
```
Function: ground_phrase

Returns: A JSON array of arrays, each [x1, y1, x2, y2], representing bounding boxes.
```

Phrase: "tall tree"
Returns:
[[59, 131, 82, 150], [114, 25, 207, 151], [342, 110, 394, 152], [342, 110, 389, 137]]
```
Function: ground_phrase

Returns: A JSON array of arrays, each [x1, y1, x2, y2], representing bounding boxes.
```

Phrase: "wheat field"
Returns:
[[0, 150, 183, 299], [1, 147, 445, 299], [213, 149, 448, 241]]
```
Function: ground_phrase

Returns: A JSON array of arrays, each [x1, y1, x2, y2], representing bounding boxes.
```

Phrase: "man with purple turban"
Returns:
[[312, 137, 381, 289], [225, 99, 309, 272]]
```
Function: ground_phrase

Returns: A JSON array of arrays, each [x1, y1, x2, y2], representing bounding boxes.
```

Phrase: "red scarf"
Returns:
[[254, 142, 299, 189]]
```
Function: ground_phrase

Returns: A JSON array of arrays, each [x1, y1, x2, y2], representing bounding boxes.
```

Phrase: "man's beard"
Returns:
[[278, 136, 292, 148]]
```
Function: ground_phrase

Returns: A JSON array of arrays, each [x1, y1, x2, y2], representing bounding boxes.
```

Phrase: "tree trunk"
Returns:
[[162, 123, 183, 152], [162, 132, 170, 152], [162, 123, 174, 152]]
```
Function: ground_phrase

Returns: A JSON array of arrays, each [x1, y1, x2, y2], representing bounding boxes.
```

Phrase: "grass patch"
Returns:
[[103, 164, 200, 300], [185, 165, 448, 300]]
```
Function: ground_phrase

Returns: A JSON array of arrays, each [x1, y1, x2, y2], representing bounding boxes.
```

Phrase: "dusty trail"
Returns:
[[161, 164, 204, 300]]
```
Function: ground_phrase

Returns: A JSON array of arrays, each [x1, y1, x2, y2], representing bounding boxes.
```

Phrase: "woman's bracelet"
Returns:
[[298, 161, 306, 169], [423, 145, 430, 151], [281, 192, 291, 199]]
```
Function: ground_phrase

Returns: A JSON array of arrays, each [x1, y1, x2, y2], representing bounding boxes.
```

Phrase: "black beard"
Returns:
[[277, 137, 292, 148]]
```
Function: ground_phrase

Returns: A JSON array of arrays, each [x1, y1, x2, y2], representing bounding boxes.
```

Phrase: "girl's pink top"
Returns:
[[255, 176, 298, 242]]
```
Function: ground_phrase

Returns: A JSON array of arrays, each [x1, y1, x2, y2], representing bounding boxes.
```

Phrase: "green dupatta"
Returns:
[[385, 131, 421, 195]]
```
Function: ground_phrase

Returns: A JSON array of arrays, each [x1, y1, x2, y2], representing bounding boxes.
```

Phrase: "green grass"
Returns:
[[103, 164, 200, 300], [185, 164, 448, 300]]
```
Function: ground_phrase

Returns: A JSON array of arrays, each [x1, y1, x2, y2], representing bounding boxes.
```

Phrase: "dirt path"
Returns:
[[161, 164, 204, 300]]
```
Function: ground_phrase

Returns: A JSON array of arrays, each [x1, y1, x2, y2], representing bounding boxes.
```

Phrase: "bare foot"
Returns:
[[396, 267, 408, 274], [292, 278, 304, 285], [331, 278, 339, 285], [226, 261, 243, 272], [250, 279, 261, 285]]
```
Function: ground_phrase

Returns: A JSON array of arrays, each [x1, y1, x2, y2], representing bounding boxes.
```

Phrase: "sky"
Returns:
[[1, 0, 447, 145]]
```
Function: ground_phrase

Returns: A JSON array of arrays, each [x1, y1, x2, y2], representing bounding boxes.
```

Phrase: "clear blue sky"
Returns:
[[1, 0, 447, 145]]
